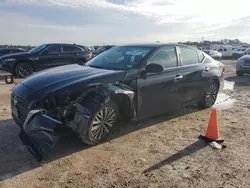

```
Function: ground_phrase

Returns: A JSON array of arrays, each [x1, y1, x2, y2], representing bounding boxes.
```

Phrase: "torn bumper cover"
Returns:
[[20, 110, 63, 161], [19, 83, 135, 161]]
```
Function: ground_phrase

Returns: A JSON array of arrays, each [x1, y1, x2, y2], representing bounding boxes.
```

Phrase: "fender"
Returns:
[[66, 82, 135, 132]]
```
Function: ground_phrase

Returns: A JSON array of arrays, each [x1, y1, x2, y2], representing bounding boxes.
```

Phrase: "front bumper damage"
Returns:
[[20, 110, 63, 162], [20, 106, 93, 162], [18, 83, 135, 162]]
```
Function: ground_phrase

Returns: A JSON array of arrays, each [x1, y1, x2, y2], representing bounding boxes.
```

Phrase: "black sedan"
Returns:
[[11, 44, 224, 157], [0, 43, 92, 78]]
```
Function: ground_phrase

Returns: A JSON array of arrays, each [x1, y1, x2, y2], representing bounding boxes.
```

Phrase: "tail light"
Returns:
[[88, 53, 92, 59], [222, 63, 225, 73]]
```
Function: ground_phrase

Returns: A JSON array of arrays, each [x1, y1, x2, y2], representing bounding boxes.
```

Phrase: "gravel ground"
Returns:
[[0, 60, 250, 188]]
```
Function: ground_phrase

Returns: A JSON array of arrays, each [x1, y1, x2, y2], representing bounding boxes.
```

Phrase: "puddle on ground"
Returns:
[[213, 93, 236, 110], [212, 80, 237, 110], [224, 79, 250, 91], [223, 80, 235, 90]]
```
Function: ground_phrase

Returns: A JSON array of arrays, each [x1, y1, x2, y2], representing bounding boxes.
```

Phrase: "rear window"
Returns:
[[197, 50, 205, 62], [62, 45, 75, 52], [179, 47, 199, 65], [74, 46, 84, 52]]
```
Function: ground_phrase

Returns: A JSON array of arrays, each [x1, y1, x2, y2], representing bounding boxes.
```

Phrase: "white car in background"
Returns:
[[208, 50, 222, 60]]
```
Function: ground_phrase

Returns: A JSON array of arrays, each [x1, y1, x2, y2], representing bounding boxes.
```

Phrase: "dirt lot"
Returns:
[[0, 60, 250, 188]]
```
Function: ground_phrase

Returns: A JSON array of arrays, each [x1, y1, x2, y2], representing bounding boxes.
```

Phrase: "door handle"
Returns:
[[204, 67, 210, 71], [174, 75, 183, 81]]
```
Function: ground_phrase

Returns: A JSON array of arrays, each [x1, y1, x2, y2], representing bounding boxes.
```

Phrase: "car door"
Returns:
[[61, 45, 80, 64], [177, 46, 207, 105], [137, 46, 183, 119], [37, 44, 65, 70]]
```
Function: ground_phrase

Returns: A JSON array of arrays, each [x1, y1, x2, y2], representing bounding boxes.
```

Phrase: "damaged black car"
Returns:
[[11, 44, 224, 158]]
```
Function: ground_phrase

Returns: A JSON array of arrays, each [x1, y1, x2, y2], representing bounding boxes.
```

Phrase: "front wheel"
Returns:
[[80, 100, 119, 145], [15, 62, 34, 78], [198, 81, 219, 109]]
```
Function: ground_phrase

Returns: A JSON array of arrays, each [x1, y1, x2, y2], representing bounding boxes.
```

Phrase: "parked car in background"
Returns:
[[232, 48, 250, 59], [208, 50, 222, 60], [236, 54, 250, 76], [243, 49, 250, 56], [0, 48, 26, 56], [0, 43, 92, 78], [10, 44, 225, 155], [92, 45, 115, 57]]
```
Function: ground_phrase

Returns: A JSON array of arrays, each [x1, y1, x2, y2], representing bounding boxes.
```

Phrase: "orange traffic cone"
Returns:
[[199, 108, 224, 144], [205, 108, 219, 140]]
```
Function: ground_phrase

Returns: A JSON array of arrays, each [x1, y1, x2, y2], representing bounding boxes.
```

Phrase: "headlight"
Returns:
[[43, 93, 74, 109], [4, 58, 16, 62]]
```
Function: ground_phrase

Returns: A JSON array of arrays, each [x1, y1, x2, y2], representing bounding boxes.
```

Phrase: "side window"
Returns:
[[224, 49, 227, 52], [1, 49, 10, 54], [147, 47, 177, 68], [45, 45, 62, 54], [12, 49, 22, 53], [179, 47, 199, 65], [74, 46, 84, 52], [197, 50, 205, 63], [62, 45, 75, 52]]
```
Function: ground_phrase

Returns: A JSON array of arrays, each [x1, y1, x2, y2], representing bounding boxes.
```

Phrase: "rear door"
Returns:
[[177, 46, 207, 105], [137, 46, 183, 118], [61, 45, 80, 64], [37, 44, 65, 70]]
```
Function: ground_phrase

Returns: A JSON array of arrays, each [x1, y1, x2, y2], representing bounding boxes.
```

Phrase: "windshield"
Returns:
[[86, 46, 153, 70], [29, 44, 48, 53]]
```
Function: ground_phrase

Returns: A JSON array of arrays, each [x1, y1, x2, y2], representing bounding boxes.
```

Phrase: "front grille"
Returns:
[[244, 59, 250, 65], [11, 93, 29, 123]]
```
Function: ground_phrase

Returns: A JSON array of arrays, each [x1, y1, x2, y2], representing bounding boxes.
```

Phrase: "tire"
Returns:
[[198, 80, 219, 109], [236, 71, 244, 76], [15, 62, 34, 78], [79, 100, 119, 145]]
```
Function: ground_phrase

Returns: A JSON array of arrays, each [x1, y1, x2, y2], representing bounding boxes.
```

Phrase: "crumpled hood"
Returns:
[[0, 52, 31, 60], [21, 64, 126, 91]]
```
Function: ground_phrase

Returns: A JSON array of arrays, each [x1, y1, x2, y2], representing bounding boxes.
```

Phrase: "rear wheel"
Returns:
[[236, 71, 244, 76], [198, 80, 219, 108], [15, 62, 34, 78], [80, 100, 118, 145]]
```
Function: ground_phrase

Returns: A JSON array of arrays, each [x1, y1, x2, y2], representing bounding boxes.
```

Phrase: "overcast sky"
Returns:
[[1, 0, 250, 45]]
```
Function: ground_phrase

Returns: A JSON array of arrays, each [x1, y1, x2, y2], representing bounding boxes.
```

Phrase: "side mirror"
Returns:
[[145, 63, 164, 73]]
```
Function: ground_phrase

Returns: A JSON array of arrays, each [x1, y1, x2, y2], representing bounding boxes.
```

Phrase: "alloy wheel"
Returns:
[[205, 83, 218, 107], [17, 63, 33, 77], [91, 106, 116, 140]]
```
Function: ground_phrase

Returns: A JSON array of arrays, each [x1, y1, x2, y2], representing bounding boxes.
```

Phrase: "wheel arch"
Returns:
[[211, 77, 220, 88], [71, 82, 136, 122], [14, 60, 35, 75]]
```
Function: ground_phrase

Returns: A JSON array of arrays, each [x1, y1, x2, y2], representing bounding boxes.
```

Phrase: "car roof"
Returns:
[[118, 43, 198, 49], [43, 43, 86, 47]]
